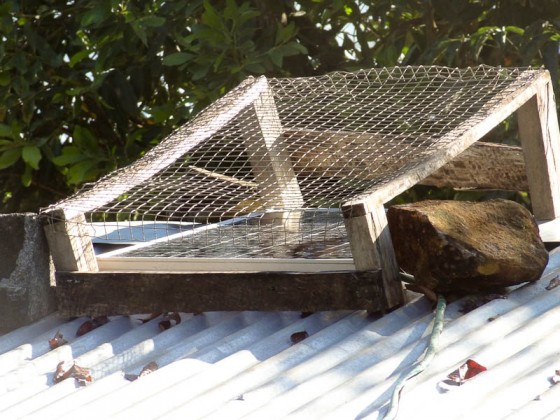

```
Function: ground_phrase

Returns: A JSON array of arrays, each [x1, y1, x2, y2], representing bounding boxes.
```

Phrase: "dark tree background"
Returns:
[[0, 0, 558, 212]]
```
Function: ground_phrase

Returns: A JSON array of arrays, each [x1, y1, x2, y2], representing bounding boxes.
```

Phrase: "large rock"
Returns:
[[387, 199, 548, 294]]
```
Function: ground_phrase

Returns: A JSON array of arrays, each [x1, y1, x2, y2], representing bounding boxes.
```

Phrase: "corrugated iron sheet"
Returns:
[[1, 250, 559, 419]]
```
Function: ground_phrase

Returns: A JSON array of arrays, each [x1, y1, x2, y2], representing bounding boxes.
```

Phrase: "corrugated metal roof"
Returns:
[[1, 250, 559, 419]]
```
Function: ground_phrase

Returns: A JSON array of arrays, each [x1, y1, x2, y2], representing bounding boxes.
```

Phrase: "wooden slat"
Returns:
[[243, 81, 304, 230], [244, 81, 304, 210], [54, 270, 384, 316], [342, 199, 404, 309], [419, 142, 527, 190], [517, 74, 560, 220]]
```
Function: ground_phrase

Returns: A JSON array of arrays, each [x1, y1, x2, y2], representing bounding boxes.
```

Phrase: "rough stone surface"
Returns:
[[0, 213, 56, 333], [387, 199, 548, 294]]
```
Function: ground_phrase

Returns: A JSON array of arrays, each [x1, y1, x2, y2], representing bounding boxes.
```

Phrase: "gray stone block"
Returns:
[[0, 213, 57, 333]]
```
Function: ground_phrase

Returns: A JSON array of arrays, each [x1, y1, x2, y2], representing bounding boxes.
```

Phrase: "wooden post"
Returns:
[[43, 209, 98, 272], [342, 196, 404, 310], [517, 75, 560, 221], [244, 79, 304, 229]]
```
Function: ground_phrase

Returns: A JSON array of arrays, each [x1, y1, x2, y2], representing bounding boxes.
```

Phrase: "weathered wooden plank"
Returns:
[[517, 74, 560, 220], [43, 210, 98, 272], [284, 129, 418, 180], [342, 199, 404, 309], [285, 128, 528, 191], [243, 81, 304, 230], [244, 82, 304, 210], [420, 142, 527, 190], [54, 270, 384, 316]]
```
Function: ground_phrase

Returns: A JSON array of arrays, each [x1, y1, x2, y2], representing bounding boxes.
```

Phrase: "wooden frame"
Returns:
[[42, 76, 273, 273], [45, 68, 560, 316]]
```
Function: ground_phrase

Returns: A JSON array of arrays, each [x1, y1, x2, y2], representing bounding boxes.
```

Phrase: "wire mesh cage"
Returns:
[[42, 65, 547, 272]]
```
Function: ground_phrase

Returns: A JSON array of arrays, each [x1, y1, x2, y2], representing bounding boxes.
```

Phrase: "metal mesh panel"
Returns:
[[42, 65, 539, 259]]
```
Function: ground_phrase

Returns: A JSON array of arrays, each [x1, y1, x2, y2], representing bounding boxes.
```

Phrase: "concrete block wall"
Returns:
[[0, 213, 57, 334]]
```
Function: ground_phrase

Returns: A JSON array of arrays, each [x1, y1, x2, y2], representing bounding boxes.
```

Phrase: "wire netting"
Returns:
[[42, 65, 540, 259]]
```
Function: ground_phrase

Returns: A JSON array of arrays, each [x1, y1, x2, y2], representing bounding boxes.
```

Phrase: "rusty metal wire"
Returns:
[[42, 65, 538, 259]]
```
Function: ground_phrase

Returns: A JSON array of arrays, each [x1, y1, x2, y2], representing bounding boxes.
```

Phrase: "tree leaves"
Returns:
[[0, 148, 20, 170], [163, 52, 194, 67], [21, 145, 41, 170]]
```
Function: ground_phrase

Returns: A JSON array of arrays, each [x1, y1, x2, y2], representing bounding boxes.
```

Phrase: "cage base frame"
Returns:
[[43, 67, 560, 316], [54, 269, 384, 317]]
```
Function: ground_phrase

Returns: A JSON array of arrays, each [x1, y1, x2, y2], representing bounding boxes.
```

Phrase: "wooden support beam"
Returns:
[[420, 142, 527, 190], [42, 210, 98, 272], [342, 198, 404, 310], [285, 128, 529, 191], [54, 270, 383, 316], [517, 74, 560, 221], [244, 82, 303, 210], [243, 79, 304, 229]]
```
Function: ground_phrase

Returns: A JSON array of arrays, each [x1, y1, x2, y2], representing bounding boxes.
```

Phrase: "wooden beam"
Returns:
[[342, 198, 404, 310], [420, 141, 527, 190], [42, 210, 98, 272], [245, 82, 303, 209], [285, 128, 528, 191], [243, 80, 304, 229], [54, 270, 383, 316], [517, 74, 560, 220]]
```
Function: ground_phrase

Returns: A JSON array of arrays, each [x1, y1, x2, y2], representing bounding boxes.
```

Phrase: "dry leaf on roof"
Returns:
[[76, 315, 109, 337], [290, 331, 309, 344], [135, 313, 162, 324], [124, 361, 159, 382], [159, 312, 181, 331], [48, 330, 67, 350], [438, 359, 487, 392], [545, 276, 560, 291], [53, 361, 93, 386]]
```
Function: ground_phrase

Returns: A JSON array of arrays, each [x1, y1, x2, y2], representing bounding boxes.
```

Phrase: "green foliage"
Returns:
[[0, 0, 558, 212]]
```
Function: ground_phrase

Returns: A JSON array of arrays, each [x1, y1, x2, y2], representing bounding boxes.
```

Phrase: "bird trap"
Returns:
[[41, 65, 560, 316]]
